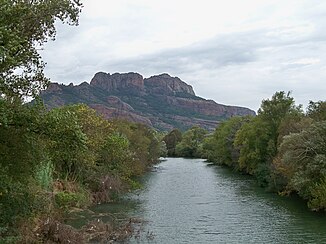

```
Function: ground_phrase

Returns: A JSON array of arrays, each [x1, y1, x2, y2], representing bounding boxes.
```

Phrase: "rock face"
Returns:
[[90, 72, 144, 93], [40, 72, 255, 131], [144, 74, 195, 96]]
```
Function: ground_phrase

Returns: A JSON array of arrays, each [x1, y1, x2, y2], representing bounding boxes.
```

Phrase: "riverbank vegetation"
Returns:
[[0, 1, 163, 242], [163, 126, 208, 158], [0, 100, 162, 242], [202, 92, 326, 211], [164, 92, 326, 211]]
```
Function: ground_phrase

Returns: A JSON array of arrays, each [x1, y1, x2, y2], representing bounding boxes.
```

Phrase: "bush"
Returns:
[[0, 179, 35, 237], [308, 179, 326, 211], [55, 191, 89, 210]]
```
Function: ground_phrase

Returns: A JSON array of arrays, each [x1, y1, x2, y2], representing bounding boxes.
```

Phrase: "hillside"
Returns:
[[40, 72, 255, 131]]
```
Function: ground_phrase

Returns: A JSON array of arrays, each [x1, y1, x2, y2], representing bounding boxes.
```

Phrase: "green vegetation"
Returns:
[[175, 126, 208, 158], [166, 93, 326, 211], [164, 126, 208, 158], [202, 91, 326, 211], [0, 101, 162, 241], [0, 0, 82, 99], [0, 1, 162, 242], [163, 129, 183, 156]]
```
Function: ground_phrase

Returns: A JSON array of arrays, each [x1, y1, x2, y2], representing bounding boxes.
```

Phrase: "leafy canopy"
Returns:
[[0, 0, 82, 99]]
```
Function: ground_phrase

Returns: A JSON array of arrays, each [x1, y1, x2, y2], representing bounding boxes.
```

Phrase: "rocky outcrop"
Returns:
[[39, 72, 255, 131], [41, 83, 63, 94], [90, 72, 144, 93], [164, 97, 254, 117], [144, 74, 195, 96]]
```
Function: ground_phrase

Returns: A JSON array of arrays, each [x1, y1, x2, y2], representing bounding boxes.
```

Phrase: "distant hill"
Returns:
[[40, 72, 255, 131]]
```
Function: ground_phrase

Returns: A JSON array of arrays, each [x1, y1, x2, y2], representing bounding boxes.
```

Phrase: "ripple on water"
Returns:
[[99, 158, 326, 244]]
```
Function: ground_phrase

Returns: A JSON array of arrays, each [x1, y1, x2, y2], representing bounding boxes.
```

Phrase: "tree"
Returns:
[[0, 99, 48, 235], [235, 117, 272, 184], [275, 122, 326, 210], [99, 133, 131, 177], [306, 100, 326, 121], [206, 116, 251, 168], [112, 120, 161, 175], [258, 91, 302, 151], [201, 135, 218, 162], [44, 105, 88, 181], [0, 0, 82, 99], [0, 2, 82, 239], [271, 115, 311, 191], [163, 129, 182, 156], [234, 91, 302, 186], [175, 126, 207, 158]]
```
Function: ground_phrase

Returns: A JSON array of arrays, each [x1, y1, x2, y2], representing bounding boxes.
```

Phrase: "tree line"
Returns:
[[164, 92, 326, 211]]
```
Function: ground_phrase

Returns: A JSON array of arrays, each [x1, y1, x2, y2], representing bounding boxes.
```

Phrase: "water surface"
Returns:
[[91, 158, 326, 243]]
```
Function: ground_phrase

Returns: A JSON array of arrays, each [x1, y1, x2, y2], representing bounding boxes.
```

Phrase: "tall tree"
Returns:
[[163, 128, 182, 156], [0, 0, 82, 99], [208, 116, 251, 168], [275, 122, 326, 210], [0, 1, 82, 238], [235, 91, 302, 186], [306, 100, 326, 121]]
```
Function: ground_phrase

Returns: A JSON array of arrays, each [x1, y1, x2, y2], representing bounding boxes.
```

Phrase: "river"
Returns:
[[85, 158, 326, 243]]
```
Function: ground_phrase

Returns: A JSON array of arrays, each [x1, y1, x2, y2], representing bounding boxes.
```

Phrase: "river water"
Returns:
[[88, 158, 326, 243]]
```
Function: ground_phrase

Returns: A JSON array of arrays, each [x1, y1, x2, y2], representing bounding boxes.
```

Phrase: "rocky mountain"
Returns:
[[40, 72, 255, 131]]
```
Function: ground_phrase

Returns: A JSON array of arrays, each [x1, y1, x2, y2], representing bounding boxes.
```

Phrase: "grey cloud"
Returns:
[[98, 25, 324, 77], [42, 3, 326, 111]]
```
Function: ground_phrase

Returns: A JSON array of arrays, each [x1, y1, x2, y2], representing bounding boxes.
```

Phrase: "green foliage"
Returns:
[[235, 117, 272, 181], [0, 169, 35, 230], [163, 128, 182, 156], [207, 116, 251, 168], [308, 178, 326, 211], [258, 91, 302, 152], [0, 0, 82, 98], [204, 90, 325, 210], [0, 1, 83, 236], [306, 100, 326, 121], [99, 133, 131, 176], [0, 100, 45, 182], [0, 98, 161, 239], [276, 122, 326, 209], [113, 121, 161, 169], [1, 1, 164, 240], [35, 159, 54, 191], [175, 126, 208, 158], [45, 105, 88, 181], [55, 190, 88, 210], [201, 135, 218, 162], [233, 91, 302, 186]]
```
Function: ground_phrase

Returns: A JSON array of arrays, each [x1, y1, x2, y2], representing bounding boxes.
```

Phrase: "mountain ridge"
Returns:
[[40, 72, 255, 131]]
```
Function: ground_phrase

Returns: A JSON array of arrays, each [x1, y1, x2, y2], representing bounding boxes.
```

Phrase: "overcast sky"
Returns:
[[42, 0, 326, 111]]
